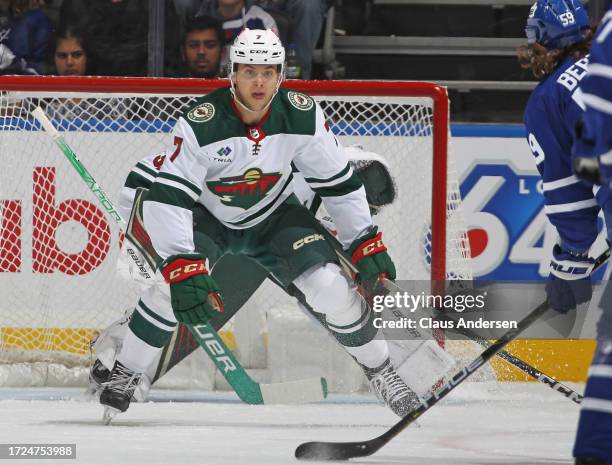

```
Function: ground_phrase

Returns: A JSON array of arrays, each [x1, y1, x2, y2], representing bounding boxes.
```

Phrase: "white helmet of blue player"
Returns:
[[229, 28, 285, 113]]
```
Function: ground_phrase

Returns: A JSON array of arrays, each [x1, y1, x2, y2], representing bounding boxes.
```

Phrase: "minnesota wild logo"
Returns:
[[187, 102, 215, 123], [288, 91, 314, 111], [207, 168, 282, 209]]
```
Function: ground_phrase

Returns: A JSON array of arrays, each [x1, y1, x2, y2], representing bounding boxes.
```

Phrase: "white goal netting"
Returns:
[[0, 77, 472, 389]]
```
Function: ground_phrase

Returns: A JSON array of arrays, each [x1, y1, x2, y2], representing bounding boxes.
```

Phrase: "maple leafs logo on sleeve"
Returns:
[[206, 168, 282, 209]]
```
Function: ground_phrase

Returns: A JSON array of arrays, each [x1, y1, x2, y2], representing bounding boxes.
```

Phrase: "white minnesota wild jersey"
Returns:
[[141, 87, 372, 259]]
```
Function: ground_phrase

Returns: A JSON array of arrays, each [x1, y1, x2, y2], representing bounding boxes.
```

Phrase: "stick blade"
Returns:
[[260, 377, 327, 404], [295, 440, 377, 461]]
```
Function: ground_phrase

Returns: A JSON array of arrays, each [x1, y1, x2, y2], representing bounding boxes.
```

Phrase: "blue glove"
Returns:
[[545, 244, 595, 313]]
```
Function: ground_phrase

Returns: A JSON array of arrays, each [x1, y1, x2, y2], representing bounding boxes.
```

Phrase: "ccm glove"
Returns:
[[546, 244, 595, 313], [348, 226, 396, 289], [160, 253, 223, 325]]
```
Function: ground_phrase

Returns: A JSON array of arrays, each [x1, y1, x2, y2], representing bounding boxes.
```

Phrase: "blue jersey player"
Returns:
[[519, 0, 608, 314], [571, 4, 612, 464]]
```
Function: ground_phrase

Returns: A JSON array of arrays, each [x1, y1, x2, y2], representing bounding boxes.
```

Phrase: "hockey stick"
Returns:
[[295, 248, 611, 461], [31, 106, 327, 405]]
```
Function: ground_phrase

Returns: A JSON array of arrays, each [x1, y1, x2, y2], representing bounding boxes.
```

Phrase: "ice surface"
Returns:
[[0, 382, 581, 465]]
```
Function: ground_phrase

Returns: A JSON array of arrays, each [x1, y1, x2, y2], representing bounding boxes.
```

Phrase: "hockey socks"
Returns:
[[116, 326, 164, 374]]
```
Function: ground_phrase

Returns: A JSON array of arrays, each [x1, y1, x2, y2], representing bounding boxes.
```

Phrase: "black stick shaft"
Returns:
[[445, 316, 583, 404]]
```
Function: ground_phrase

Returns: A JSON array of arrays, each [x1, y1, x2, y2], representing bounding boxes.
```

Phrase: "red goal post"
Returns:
[[0, 76, 452, 279]]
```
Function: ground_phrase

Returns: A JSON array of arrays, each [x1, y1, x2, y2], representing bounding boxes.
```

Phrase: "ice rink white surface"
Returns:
[[0, 382, 581, 465]]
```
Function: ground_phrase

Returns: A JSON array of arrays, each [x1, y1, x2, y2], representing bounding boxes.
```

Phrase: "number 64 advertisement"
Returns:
[[453, 126, 607, 282]]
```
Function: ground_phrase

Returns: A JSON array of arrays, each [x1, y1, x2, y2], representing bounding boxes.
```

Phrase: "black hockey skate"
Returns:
[[86, 358, 111, 396], [364, 358, 421, 417], [99, 361, 143, 425]]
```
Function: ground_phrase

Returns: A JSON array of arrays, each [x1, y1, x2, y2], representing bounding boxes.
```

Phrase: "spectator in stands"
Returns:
[[196, 0, 278, 74], [40, 0, 61, 28], [0, 0, 52, 75], [53, 26, 87, 76], [45, 25, 131, 120], [179, 15, 224, 78], [197, 0, 278, 42], [255, 0, 325, 79], [59, 0, 181, 77], [173, 0, 201, 33]]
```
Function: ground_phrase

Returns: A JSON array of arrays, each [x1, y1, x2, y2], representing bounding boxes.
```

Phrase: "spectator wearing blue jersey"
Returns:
[[518, 0, 607, 314], [255, 0, 326, 79], [197, 0, 278, 45], [571, 4, 612, 465], [0, 0, 52, 75], [196, 0, 278, 75]]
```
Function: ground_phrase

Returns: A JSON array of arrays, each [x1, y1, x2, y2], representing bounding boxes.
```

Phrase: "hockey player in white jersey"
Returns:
[[98, 28, 420, 421], [90, 142, 452, 404]]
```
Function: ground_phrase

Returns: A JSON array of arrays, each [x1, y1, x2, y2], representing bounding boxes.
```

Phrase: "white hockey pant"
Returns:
[[292, 262, 389, 369]]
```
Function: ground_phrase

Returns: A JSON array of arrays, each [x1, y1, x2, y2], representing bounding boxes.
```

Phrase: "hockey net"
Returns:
[[0, 76, 472, 389]]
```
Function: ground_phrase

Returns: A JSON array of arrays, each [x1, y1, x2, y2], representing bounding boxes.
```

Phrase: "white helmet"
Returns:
[[229, 28, 285, 114], [230, 28, 285, 73]]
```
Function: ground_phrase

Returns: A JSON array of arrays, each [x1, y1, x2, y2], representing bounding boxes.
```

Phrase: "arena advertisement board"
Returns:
[[451, 125, 608, 281], [450, 125, 603, 381]]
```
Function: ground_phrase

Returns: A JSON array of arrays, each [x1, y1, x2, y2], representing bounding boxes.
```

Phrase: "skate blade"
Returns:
[[102, 406, 121, 425]]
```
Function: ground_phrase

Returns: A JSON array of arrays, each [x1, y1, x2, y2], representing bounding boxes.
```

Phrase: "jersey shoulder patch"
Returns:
[[181, 88, 241, 147], [182, 88, 230, 127], [287, 90, 314, 111], [278, 88, 316, 114], [186, 101, 216, 123], [268, 88, 317, 136]]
